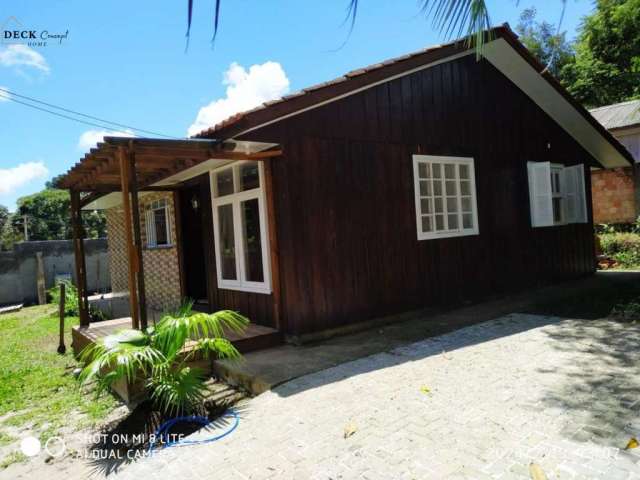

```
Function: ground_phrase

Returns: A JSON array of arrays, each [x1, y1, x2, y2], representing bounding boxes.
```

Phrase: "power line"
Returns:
[[0, 88, 180, 139]]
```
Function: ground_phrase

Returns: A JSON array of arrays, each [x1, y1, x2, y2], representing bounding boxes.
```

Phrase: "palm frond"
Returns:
[[154, 309, 249, 360], [196, 337, 242, 361], [345, 0, 492, 56], [78, 329, 164, 390], [149, 365, 206, 416], [212, 0, 222, 44], [421, 0, 492, 55]]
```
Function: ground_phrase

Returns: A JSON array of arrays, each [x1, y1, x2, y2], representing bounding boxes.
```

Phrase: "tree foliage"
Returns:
[[516, 8, 573, 77], [1, 188, 106, 249], [561, 0, 640, 107]]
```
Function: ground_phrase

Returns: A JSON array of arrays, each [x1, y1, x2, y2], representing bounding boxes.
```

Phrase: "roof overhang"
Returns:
[[482, 35, 632, 169], [55, 137, 280, 209]]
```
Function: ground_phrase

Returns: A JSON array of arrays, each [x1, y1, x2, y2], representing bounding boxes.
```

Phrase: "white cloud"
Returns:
[[77, 129, 136, 151], [0, 86, 9, 102], [187, 61, 290, 137], [0, 45, 49, 73], [0, 161, 48, 195]]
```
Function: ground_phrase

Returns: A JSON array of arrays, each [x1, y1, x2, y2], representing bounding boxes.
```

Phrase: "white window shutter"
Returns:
[[562, 166, 578, 223], [145, 209, 156, 247], [572, 164, 587, 223], [527, 161, 553, 227]]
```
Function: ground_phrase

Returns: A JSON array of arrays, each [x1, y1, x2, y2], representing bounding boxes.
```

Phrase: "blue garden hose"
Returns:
[[148, 408, 239, 453]]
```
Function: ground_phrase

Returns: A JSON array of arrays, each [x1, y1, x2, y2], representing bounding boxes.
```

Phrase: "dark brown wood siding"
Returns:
[[239, 55, 596, 336]]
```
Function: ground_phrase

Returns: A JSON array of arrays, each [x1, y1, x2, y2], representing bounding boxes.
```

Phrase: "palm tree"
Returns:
[[186, 1, 565, 53], [79, 302, 249, 415]]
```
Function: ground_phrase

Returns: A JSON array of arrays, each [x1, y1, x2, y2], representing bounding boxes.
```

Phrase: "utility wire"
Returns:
[[0, 88, 180, 139]]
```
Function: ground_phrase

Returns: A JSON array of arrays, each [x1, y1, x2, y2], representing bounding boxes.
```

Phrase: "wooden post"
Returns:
[[128, 145, 147, 330], [119, 146, 140, 330], [57, 283, 66, 354], [70, 190, 90, 327], [36, 252, 46, 305], [263, 158, 282, 332]]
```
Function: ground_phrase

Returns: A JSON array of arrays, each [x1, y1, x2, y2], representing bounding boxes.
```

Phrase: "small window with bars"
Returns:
[[412, 155, 479, 240], [145, 199, 172, 248]]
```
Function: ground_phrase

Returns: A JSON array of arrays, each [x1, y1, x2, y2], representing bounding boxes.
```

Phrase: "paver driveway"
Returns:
[[109, 313, 640, 479]]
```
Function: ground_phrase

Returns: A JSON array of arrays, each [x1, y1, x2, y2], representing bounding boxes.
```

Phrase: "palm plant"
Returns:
[[79, 301, 249, 415], [186, 1, 568, 57]]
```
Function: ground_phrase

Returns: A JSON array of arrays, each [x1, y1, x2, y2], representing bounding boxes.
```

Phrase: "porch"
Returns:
[[56, 136, 284, 355], [71, 317, 282, 356]]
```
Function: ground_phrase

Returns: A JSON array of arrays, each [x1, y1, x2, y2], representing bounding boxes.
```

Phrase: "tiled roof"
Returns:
[[590, 99, 640, 130]]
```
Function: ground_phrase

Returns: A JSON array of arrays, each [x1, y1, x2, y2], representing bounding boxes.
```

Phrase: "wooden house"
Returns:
[[57, 25, 633, 350]]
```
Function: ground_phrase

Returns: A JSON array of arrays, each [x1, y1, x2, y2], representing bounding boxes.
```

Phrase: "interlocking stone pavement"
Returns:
[[104, 313, 640, 479]]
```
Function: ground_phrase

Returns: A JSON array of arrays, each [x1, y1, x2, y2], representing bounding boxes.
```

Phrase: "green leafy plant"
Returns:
[[599, 232, 640, 268], [78, 301, 248, 415], [48, 280, 80, 316], [47, 280, 107, 321]]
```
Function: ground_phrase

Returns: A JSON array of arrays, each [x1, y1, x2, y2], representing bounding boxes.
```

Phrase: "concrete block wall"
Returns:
[[591, 166, 637, 224], [0, 239, 109, 306], [106, 192, 182, 314]]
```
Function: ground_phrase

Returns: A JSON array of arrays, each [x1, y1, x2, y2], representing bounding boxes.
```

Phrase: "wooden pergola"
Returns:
[[57, 137, 281, 331]]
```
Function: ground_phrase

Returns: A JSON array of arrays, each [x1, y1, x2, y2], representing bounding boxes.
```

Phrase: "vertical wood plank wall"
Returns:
[[236, 55, 597, 336]]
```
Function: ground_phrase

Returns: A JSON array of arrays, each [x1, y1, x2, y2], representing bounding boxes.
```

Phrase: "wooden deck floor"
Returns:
[[71, 317, 281, 356]]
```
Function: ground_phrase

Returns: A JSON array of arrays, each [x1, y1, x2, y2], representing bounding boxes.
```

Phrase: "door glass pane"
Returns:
[[462, 213, 473, 229], [447, 214, 459, 230], [218, 204, 237, 280], [240, 162, 260, 191], [216, 169, 234, 197], [446, 197, 458, 213], [241, 199, 264, 282], [459, 164, 470, 179]]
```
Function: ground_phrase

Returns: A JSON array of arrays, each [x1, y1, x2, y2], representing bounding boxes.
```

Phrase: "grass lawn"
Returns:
[[0, 305, 118, 467]]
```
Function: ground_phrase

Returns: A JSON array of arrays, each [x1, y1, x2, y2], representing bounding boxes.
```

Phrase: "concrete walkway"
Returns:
[[105, 311, 640, 479], [215, 271, 640, 394]]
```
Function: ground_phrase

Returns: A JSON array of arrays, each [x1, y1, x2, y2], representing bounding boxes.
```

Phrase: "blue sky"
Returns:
[[0, 0, 595, 211]]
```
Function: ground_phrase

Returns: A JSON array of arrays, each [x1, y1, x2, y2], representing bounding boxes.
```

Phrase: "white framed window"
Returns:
[[210, 161, 271, 294], [145, 198, 172, 248], [527, 161, 587, 228], [412, 155, 479, 240]]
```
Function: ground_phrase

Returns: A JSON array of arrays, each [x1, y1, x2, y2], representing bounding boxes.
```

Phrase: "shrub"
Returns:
[[599, 232, 640, 268], [48, 280, 80, 316], [47, 280, 107, 321], [78, 301, 249, 415]]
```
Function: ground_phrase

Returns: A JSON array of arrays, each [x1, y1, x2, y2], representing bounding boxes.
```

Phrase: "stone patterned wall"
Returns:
[[106, 192, 182, 312], [591, 167, 637, 224]]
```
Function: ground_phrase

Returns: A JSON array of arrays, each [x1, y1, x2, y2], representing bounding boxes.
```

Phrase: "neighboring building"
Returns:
[[57, 25, 632, 345], [590, 99, 640, 224]]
